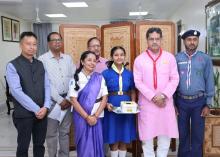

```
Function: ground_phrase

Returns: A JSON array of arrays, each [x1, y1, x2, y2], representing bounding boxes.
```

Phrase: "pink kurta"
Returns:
[[133, 50, 179, 141]]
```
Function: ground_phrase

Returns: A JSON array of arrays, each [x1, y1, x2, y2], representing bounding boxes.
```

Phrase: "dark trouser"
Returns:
[[13, 113, 47, 157], [176, 96, 206, 157]]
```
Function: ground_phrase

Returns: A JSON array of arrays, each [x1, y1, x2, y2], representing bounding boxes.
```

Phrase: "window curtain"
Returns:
[[33, 23, 52, 57]]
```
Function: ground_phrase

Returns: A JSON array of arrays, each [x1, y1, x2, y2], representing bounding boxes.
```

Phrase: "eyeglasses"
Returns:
[[89, 45, 101, 48], [148, 38, 161, 42], [50, 39, 63, 42]]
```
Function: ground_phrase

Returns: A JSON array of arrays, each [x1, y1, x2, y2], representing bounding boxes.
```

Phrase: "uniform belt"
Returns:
[[108, 91, 130, 96], [177, 92, 204, 100], [95, 97, 102, 103]]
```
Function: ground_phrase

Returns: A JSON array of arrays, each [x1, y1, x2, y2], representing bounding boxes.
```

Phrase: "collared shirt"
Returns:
[[94, 56, 108, 73], [6, 61, 51, 114], [38, 51, 76, 105], [175, 51, 215, 105], [147, 49, 161, 59], [68, 71, 108, 117]]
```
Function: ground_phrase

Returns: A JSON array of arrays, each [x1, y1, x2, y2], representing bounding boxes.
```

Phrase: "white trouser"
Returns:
[[142, 135, 171, 157]]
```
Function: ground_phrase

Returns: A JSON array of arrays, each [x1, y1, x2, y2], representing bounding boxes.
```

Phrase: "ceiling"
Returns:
[[0, 0, 187, 23]]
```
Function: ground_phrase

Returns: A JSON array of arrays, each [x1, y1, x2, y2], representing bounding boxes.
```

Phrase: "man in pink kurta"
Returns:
[[133, 27, 179, 157]]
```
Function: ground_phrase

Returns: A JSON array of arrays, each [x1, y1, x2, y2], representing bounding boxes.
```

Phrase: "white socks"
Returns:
[[110, 150, 119, 157], [110, 150, 126, 157], [119, 150, 126, 157]]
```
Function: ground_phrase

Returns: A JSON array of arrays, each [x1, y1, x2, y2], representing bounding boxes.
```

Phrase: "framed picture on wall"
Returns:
[[1, 16, 12, 41], [11, 19, 20, 42], [206, 0, 220, 65]]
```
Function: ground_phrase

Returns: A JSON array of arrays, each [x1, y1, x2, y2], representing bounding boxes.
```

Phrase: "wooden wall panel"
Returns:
[[136, 21, 175, 56], [59, 24, 100, 64], [101, 22, 135, 69]]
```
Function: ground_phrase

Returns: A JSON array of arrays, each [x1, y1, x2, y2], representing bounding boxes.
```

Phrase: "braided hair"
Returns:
[[74, 51, 97, 91], [106, 46, 129, 68]]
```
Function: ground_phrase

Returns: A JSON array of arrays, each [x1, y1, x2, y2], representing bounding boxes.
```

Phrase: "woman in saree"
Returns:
[[69, 51, 108, 157]]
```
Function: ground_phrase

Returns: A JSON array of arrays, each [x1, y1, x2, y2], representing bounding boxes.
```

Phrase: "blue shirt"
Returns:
[[175, 51, 215, 105], [6, 63, 51, 114]]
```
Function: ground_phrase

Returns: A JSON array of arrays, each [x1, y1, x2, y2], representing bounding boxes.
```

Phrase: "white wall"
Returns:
[[169, 0, 210, 52], [0, 19, 109, 109], [0, 12, 31, 108]]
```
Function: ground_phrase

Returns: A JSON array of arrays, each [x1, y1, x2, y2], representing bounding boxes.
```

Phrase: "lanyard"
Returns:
[[146, 48, 162, 89], [184, 51, 197, 89]]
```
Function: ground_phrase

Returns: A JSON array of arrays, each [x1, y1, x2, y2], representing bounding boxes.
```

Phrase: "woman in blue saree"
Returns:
[[69, 51, 108, 157]]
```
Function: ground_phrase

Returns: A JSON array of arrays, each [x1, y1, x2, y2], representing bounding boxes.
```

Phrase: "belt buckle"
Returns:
[[183, 95, 187, 99], [118, 91, 123, 95], [199, 93, 203, 97], [189, 96, 193, 100]]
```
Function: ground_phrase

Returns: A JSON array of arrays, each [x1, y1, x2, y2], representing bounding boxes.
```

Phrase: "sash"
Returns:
[[73, 72, 104, 157]]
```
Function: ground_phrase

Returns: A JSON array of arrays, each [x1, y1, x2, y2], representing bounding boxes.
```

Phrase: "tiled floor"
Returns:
[[0, 106, 177, 157], [0, 110, 78, 157]]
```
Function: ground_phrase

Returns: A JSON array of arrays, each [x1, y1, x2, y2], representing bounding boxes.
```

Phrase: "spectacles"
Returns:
[[148, 38, 161, 42], [50, 39, 62, 42], [89, 45, 101, 48]]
